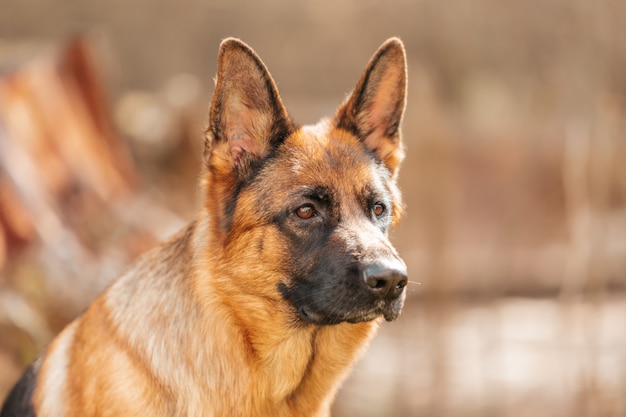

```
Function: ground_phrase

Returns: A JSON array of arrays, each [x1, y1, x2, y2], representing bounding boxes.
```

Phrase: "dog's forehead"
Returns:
[[248, 120, 393, 213], [279, 122, 377, 180]]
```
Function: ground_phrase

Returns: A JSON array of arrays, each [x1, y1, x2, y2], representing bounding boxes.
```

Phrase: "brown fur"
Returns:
[[3, 37, 408, 417]]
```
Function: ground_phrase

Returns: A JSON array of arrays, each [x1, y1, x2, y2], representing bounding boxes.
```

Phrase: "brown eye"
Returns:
[[295, 205, 316, 219], [373, 202, 386, 217]]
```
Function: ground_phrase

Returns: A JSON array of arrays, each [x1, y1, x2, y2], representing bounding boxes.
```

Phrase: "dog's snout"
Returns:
[[362, 263, 407, 298]]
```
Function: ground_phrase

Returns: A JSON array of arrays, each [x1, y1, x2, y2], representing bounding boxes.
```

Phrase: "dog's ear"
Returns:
[[335, 38, 407, 178], [205, 38, 294, 180]]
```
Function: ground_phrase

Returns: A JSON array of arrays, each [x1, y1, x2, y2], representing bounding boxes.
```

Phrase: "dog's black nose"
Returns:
[[362, 263, 407, 298]]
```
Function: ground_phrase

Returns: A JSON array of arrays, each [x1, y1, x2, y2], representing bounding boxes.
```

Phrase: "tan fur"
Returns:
[[27, 37, 408, 417]]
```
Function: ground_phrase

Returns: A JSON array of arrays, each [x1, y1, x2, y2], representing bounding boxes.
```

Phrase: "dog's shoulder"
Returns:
[[0, 359, 41, 417]]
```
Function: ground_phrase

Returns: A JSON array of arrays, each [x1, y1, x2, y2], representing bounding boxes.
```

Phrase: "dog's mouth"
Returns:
[[298, 306, 327, 324], [297, 298, 404, 326]]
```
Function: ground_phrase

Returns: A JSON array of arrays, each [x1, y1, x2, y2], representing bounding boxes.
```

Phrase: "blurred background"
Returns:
[[1, 1, 625, 416]]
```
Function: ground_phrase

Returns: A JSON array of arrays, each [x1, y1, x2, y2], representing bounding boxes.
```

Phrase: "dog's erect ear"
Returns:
[[335, 38, 407, 177], [205, 38, 294, 179]]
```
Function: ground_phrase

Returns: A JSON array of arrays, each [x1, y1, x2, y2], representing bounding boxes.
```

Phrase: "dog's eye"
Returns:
[[372, 202, 386, 218], [295, 205, 317, 220]]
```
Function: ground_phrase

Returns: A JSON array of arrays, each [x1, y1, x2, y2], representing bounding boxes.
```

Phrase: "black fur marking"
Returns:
[[0, 361, 39, 417], [222, 141, 289, 235]]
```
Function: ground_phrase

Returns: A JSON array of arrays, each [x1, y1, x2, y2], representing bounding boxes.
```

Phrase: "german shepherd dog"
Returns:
[[1, 37, 408, 417]]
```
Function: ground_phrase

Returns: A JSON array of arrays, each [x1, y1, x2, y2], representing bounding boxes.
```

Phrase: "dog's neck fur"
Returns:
[[103, 216, 377, 417]]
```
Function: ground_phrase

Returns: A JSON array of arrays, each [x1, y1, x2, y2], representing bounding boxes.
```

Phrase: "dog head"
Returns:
[[203, 38, 407, 325]]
